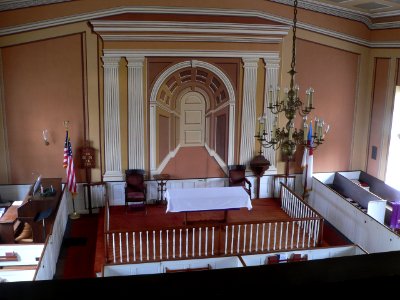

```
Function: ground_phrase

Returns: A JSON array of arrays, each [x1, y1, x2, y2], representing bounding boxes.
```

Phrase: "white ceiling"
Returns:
[[311, 0, 400, 16], [0, 0, 70, 12]]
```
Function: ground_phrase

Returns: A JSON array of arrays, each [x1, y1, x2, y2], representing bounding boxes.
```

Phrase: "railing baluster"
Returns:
[[205, 227, 208, 256], [296, 221, 300, 248], [126, 232, 129, 262], [302, 221, 306, 248], [249, 224, 253, 252], [224, 225, 228, 255], [199, 227, 202, 257], [211, 227, 215, 256], [314, 220, 320, 247], [261, 223, 265, 251], [267, 223, 271, 251], [231, 225, 235, 254], [159, 231, 162, 260], [291, 222, 294, 249], [166, 230, 169, 259], [192, 228, 195, 257], [153, 231, 156, 260], [112, 233, 116, 263], [146, 231, 149, 261], [119, 233, 122, 263], [133, 232, 136, 261], [173, 229, 176, 259], [243, 224, 247, 253], [255, 224, 259, 252], [237, 225, 241, 253], [273, 222, 277, 250], [279, 222, 283, 250], [285, 222, 289, 249], [186, 228, 189, 257], [139, 232, 143, 261], [179, 229, 182, 258], [307, 220, 312, 247]]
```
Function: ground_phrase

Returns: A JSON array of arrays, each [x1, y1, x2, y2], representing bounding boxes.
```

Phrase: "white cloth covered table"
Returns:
[[165, 186, 252, 213]]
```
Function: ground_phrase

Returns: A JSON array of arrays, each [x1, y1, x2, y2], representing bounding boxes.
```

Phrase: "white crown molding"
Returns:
[[91, 20, 290, 35], [104, 49, 280, 59], [0, 0, 70, 12], [300, 21, 400, 48], [270, 0, 400, 29], [100, 34, 283, 44], [0, 5, 398, 47]]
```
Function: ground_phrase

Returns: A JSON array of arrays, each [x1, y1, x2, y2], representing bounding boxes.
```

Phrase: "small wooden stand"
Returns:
[[250, 154, 270, 199]]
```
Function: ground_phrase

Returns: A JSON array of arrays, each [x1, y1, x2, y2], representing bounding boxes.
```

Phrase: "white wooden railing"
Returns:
[[280, 183, 324, 246], [103, 183, 323, 265]]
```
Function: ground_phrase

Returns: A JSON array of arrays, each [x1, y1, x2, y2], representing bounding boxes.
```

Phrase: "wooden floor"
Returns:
[[108, 198, 291, 231]]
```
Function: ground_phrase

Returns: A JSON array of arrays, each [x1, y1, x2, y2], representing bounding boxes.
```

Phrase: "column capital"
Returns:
[[242, 57, 260, 68], [102, 56, 121, 67], [263, 57, 281, 69], [126, 56, 145, 68]]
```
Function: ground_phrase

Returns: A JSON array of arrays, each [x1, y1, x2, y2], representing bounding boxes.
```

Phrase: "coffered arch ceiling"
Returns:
[[157, 67, 229, 112]]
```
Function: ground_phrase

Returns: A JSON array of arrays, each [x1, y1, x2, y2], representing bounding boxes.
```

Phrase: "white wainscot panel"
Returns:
[[107, 182, 125, 206]]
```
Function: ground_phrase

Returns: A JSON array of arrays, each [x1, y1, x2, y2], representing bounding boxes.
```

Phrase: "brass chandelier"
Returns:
[[255, 0, 329, 159]]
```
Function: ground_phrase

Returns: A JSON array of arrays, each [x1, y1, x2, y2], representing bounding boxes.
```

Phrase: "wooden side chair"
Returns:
[[228, 165, 252, 198], [125, 169, 147, 212]]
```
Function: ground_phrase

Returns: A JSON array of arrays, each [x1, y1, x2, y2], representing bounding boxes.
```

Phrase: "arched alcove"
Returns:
[[149, 60, 236, 177]]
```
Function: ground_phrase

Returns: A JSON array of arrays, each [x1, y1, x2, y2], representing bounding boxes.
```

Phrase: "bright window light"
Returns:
[[385, 86, 400, 191]]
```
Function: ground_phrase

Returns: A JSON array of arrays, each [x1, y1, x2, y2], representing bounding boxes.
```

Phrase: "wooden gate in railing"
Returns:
[[104, 183, 324, 264]]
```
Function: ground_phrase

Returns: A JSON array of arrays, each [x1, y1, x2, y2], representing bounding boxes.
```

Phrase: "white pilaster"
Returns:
[[149, 102, 157, 173], [263, 57, 280, 168], [228, 101, 235, 166], [102, 56, 123, 181], [239, 57, 259, 166], [127, 57, 145, 169]]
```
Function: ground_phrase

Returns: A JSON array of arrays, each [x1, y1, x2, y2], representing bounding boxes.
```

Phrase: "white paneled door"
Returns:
[[180, 92, 205, 146]]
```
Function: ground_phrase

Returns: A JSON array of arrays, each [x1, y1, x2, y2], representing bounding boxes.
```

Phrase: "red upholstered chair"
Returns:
[[228, 165, 252, 199], [125, 169, 147, 210]]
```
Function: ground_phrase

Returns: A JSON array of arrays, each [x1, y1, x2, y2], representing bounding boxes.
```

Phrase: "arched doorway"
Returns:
[[179, 91, 206, 147]]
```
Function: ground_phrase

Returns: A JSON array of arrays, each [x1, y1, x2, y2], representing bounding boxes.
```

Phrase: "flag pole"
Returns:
[[302, 161, 308, 199], [64, 120, 80, 220], [69, 193, 80, 220]]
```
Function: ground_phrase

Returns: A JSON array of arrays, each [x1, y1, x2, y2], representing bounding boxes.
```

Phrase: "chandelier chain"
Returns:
[[290, 0, 298, 73], [255, 0, 329, 158]]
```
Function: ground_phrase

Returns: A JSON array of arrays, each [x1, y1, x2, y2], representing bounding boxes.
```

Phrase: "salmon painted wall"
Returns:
[[2, 34, 85, 184], [290, 39, 359, 173], [367, 58, 390, 177]]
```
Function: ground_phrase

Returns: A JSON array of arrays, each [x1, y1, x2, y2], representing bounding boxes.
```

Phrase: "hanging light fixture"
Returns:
[[255, 0, 329, 161]]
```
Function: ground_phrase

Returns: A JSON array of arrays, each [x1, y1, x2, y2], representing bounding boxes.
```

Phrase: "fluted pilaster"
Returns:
[[102, 56, 123, 181], [239, 57, 259, 166], [127, 57, 145, 170]]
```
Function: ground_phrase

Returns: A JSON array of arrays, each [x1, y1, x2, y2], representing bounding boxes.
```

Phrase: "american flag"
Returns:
[[63, 130, 77, 194]]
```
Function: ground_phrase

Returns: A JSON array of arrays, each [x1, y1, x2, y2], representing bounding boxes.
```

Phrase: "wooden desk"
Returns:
[[18, 178, 63, 243]]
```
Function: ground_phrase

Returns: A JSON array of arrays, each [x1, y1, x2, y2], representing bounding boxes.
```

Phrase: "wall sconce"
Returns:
[[42, 129, 49, 145]]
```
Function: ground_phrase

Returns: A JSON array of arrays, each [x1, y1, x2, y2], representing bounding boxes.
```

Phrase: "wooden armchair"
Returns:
[[125, 169, 147, 209], [228, 165, 251, 198]]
